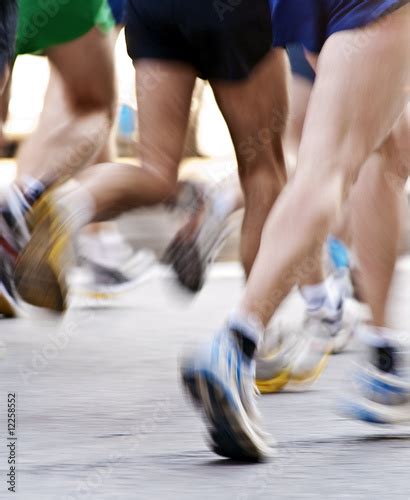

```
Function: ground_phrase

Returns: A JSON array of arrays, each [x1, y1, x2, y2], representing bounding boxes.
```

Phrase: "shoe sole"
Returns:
[[165, 238, 205, 292], [255, 352, 329, 394], [256, 370, 291, 394], [182, 369, 270, 462], [14, 196, 69, 312], [165, 221, 233, 293]]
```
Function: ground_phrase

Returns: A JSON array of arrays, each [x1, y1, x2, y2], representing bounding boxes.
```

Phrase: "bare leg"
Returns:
[[72, 61, 196, 220], [284, 74, 313, 171], [211, 49, 289, 275], [0, 62, 10, 95], [17, 27, 116, 183], [350, 107, 410, 326], [239, 5, 410, 326]]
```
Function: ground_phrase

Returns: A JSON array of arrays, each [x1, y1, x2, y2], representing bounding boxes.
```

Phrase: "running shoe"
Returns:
[[0, 185, 31, 316], [256, 321, 330, 394], [255, 301, 354, 393], [0, 184, 31, 259], [164, 187, 234, 293], [14, 193, 74, 312], [76, 250, 156, 299], [306, 274, 356, 354], [181, 330, 272, 461], [344, 342, 410, 424]]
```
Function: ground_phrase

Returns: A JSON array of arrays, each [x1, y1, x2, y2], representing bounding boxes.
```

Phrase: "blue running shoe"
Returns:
[[344, 339, 410, 425], [181, 331, 272, 461]]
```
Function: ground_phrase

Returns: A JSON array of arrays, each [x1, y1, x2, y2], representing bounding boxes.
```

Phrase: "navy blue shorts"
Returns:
[[126, 0, 272, 80], [0, 0, 18, 79], [108, 0, 127, 25], [270, 0, 408, 53], [287, 44, 315, 83]]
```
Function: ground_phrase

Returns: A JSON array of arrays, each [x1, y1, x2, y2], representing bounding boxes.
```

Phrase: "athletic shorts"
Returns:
[[16, 0, 115, 55], [0, 0, 18, 78], [287, 44, 315, 83], [108, 0, 128, 25], [125, 0, 272, 81], [270, 0, 409, 53]]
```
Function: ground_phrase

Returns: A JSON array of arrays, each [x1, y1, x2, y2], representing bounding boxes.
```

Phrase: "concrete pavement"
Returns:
[[1, 264, 410, 499]]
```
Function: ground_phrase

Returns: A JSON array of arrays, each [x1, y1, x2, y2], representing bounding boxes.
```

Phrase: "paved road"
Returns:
[[1, 265, 410, 500]]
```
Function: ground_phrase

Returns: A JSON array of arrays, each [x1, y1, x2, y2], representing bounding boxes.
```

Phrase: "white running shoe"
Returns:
[[181, 330, 272, 461], [343, 332, 410, 425], [256, 298, 355, 393], [77, 250, 156, 298], [164, 186, 235, 292]]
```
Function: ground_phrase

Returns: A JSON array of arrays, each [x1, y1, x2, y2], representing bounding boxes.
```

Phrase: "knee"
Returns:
[[66, 79, 117, 125], [386, 106, 410, 175], [239, 157, 286, 206], [295, 169, 345, 224], [239, 134, 287, 187], [375, 106, 410, 189]]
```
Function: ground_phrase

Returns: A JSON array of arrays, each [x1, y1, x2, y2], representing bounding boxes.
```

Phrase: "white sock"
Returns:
[[20, 175, 45, 204], [300, 281, 329, 311], [228, 310, 265, 349], [300, 276, 344, 316], [53, 180, 95, 234]]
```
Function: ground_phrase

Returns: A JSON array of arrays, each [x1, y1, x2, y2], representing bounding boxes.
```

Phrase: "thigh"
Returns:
[[210, 49, 290, 173], [135, 60, 196, 183], [296, 4, 410, 185], [45, 27, 116, 111]]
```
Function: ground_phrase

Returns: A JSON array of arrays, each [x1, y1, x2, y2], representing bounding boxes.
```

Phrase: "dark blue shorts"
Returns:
[[0, 0, 18, 79], [287, 44, 315, 83], [270, 0, 408, 53], [108, 0, 127, 25]]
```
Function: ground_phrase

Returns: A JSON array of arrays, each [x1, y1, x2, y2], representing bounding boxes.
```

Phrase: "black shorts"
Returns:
[[125, 0, 272, 81], [0, 0, 18, 79]]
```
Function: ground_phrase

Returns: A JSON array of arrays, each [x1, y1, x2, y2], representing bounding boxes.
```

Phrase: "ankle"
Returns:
[[228, 311, 264, 359], [300, 281, 328, 311]]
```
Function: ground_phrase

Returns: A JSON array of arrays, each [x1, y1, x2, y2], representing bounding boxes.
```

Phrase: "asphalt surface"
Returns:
[[1, 264, 410, 500]]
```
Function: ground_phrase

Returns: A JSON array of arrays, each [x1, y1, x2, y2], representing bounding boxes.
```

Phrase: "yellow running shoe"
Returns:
[[14, 193, 74, 312], [256, 317, 333, 394]]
